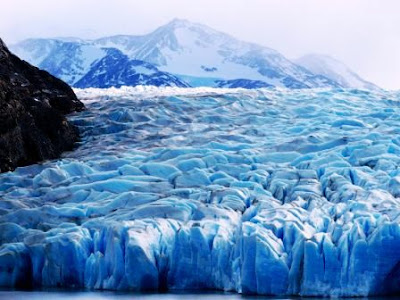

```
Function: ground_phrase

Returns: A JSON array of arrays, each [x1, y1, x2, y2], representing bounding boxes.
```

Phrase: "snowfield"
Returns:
[[1, 87, 400, 296]]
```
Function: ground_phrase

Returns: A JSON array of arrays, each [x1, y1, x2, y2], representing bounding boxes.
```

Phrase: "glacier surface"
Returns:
[[1, 86, 400, 296]]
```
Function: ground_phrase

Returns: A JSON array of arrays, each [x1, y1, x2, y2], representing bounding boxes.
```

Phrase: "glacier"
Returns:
[[1, 86, 400, 296]]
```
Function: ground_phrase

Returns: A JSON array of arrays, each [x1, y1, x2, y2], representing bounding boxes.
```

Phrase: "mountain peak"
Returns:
[[167, 18, 192, 28], [295, 53, 380, 90], [160, 18, 221, 36], [0, 38, 6, 49], [0, 38, 9, 59]]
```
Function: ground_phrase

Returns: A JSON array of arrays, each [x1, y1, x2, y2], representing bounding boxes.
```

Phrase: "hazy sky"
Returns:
[[1, 0, 399, 89]]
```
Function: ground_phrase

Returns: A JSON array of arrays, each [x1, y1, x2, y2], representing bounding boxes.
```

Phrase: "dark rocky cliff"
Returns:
[[0, 38, 84, 172]]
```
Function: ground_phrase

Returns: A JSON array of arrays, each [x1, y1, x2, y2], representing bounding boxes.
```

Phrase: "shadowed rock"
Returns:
[[0, 38, 84, 172]]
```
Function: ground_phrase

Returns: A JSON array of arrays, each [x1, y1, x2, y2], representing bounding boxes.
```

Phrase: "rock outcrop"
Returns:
[[0, 38, 84, 172]]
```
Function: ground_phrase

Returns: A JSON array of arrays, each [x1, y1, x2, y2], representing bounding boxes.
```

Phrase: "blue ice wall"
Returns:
[[1, 87, 400, 296]]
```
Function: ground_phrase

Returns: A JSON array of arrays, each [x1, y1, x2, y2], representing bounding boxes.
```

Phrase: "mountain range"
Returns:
[[11, 19, 379, 90], [294, 54, 379, 90]]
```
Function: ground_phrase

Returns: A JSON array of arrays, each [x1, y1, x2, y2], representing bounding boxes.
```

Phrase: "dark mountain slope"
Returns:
[[0, 38, 84, 172]]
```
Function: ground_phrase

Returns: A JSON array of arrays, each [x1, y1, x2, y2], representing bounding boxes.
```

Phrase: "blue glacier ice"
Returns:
[[1, 86, 400, 296]]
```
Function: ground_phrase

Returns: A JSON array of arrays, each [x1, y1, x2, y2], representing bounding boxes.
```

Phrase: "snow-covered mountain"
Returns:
[[75, 48, 189, 88], [90, 19, 340, 89], [295, 54, 380, 90], [11, 19, 377, 89], [11, 39, 189, 88]]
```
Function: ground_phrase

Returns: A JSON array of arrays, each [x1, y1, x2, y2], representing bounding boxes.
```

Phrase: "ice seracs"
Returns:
[[0, 87, 400, 296]]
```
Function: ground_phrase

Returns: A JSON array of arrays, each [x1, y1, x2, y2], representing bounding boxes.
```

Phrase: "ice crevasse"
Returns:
[[1, 86, 400, 296]]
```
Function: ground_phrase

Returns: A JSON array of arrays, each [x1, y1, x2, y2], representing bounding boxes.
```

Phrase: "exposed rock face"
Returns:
[[0, 38, 84, 173]]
